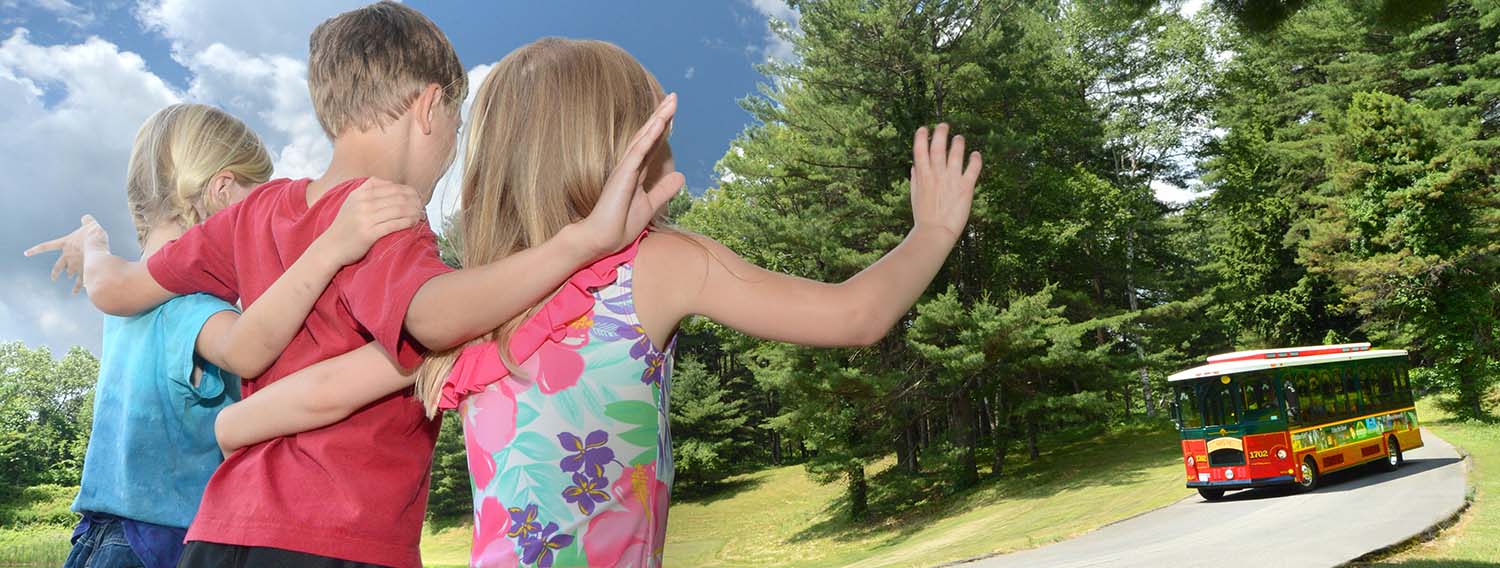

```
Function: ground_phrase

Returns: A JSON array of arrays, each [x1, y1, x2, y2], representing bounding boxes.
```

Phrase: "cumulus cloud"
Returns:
[[2, 2, 495, 353], [179, 43, 330, 179], [136, 0, 366, 57], [0, 29, 182, 354]]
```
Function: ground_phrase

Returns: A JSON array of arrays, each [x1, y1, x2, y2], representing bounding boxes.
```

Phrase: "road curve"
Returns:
[[961, 428, 1467, 568]]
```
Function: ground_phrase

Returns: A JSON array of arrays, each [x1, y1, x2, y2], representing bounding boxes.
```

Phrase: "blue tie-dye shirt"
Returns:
[[72, 293, 240, 529]]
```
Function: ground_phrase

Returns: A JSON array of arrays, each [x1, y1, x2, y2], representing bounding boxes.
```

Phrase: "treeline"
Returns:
[[655, 0, 1499, 519], [0, 342, 96, 493]]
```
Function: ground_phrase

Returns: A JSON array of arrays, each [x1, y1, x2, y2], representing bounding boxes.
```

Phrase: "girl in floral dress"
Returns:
[[413, 38, 982, 567], [223, 38, 981, 568]]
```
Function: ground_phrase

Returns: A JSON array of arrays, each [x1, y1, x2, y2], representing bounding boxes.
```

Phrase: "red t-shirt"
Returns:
[[148, 177, 453, 568]]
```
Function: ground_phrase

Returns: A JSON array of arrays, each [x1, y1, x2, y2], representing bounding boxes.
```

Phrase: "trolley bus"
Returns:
[[1168, 343, 1421, 501]]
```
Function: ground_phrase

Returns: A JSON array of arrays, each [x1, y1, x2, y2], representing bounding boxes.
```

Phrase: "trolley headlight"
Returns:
[[1187, 456, 1195, 467], [1225, 469, 1235, 480], [1276, 449, 1287, 460]]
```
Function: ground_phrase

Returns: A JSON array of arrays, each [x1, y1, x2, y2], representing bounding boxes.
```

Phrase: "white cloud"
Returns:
[[28, 0, 94, 28], [0, 3, 489, 353], [141, 0, 476, 232], [684, 66, 696, 80], [136, 0, 367, 57], [181, 43, 331, 179], [745, 0, 800, 62], [0, 29, 183, 353]]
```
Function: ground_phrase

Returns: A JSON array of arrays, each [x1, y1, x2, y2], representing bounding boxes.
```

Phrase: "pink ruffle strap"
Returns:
[[437, 232, 647, 411]]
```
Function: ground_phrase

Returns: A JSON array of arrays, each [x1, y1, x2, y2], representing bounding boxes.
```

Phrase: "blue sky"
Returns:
[[0, 0, 800, 355]]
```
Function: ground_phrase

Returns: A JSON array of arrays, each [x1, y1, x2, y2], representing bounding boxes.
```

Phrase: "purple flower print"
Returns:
[[602, 284, 634, 315], [520, 522, 575, 568], [641, 352, 666, 387], [505, 504, 542, 542], [561, 472, 612, 515], [558, 430, 615, 478], [592, 315, 653, 359]]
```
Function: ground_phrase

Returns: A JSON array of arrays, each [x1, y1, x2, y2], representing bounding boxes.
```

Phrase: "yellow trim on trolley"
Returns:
[[1288, 405, 1416, 435]]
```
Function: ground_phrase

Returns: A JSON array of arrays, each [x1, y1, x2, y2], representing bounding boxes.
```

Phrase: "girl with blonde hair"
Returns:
[[218, 38, 979, 567], [26, 102, 425, 568]]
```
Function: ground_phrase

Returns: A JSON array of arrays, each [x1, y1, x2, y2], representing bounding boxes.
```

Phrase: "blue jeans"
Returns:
[[64, 516, 145, 568]]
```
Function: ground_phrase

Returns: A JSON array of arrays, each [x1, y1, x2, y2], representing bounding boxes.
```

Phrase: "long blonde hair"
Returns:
[[414, 38, 674, 416], [126, 103, 273, 244]]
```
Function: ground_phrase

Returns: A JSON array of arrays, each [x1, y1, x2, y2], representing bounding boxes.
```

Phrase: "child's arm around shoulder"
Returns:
[[214, 342, 412, 456], [194, 180, 425, 378], [635, 124, 981, 348], [402, 94, 684, 351]]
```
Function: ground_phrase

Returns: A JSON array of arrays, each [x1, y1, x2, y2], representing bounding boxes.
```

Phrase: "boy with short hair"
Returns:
[[56, 2, 680, 566]]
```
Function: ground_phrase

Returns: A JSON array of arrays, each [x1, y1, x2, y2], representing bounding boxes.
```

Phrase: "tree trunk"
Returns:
[[953, 386, 979, 488], [1027, 418, 1040, 460], [897, 403, 920, 474], [992, 416, 1010, 478], [770, 429, 782, 465], [847, 463, 869, 520], [1126, 227, 1155, 417]]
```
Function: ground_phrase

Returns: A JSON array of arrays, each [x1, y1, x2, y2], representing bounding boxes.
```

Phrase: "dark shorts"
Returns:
[[175, 542, 389, 568]]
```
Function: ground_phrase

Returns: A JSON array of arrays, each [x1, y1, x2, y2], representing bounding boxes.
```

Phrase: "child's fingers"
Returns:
[[24, 238, 63, 257], [369, 204, 423, 228], [72, 278, 83, 295], [51, 256, 66, 281], [912, 127, 930, 176], [612, 117, 667, 192], [370, 217, 420, 238], [621, 95, 677, 154], [646, 172, 687, 211], [930, 123, 950, 170], [947, 135, 965, 174], [963, 151, 982, 187]]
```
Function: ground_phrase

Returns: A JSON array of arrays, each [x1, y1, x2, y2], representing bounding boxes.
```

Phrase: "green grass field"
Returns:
[[1366, 395, 1500, 567], [417, 422, 1193, 567]]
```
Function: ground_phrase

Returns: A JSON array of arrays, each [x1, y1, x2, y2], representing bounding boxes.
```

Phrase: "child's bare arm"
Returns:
[[404, 94, 685, 351], [193, 180, 424, 378], [646, 124, 982, 347], [26, 215, 176, 316], [214, 342, 412, 456]]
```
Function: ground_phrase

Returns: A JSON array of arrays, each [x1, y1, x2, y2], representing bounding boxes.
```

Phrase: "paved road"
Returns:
[[963, 429, 1467, 568]]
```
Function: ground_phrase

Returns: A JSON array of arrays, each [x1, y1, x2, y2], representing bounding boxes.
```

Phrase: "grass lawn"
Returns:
[[1366, 394, 1500, 567], [0, 423, 1199, 567], [659, 423, 1190, 568], [417, 422, 1192, 567]]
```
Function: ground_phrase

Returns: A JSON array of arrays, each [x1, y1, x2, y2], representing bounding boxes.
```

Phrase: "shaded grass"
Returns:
[[1364, 394, 1500, 566], [662, 422, 1190, 567]]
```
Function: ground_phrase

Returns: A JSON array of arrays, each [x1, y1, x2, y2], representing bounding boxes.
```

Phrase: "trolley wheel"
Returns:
[[1197, 487, 1227, 501], [1381, 436, 1402, 472], [1297, 456, 1320, 492]]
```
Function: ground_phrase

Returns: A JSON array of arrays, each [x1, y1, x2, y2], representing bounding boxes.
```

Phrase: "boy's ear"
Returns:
[[414, 83, 445, 136]]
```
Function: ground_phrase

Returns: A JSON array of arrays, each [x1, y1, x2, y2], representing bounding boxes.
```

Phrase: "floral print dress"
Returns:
[[439, 234, 674, 568]]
